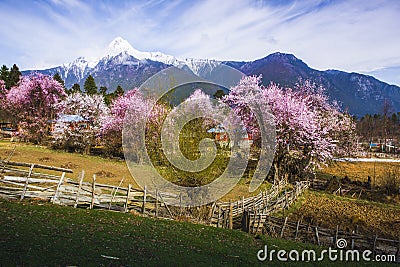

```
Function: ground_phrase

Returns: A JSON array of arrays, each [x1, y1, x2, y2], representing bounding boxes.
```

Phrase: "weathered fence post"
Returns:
[[74, 171, 85, 208], [124, 184, 131, 213], [315, 227, 320, 246], [307, 223, 311, 242], [217, 205, 221, 228], [207, 201, 216, 225], [109, 176, 124, 210], [158, 192, 174, 219], [350, 230, 355, 249], [90, 174, 96, 209], [155, 189, 159, 218], [51, 172, 66, 204], [241, 210, 249, 233], [229, 201, 233, 230], [334, 225, 339, 247], [20, 163, 35, 201], [257, 214, 263, 233], [295, 219, 301, 240], [142, 185, 147, 214], [280, 216, 288, 238]]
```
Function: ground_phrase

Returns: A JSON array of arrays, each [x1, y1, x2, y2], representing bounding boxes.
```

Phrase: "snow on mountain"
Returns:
[[61, 57, 91, 80], [105, 37, 177, 64], [107, 37, 147, 59], [22, 36, 400, 116], [105, 37, 220, 75], [26, 37, 220, 85]]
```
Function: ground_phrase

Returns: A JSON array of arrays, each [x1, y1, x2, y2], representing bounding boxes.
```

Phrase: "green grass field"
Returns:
[[0, 199, 392, 266]]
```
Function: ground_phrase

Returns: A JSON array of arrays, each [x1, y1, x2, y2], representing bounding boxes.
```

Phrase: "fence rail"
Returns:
[[1, 160, 310, 234], [0, 161, 182, 219], [210, 180, 309, 229]]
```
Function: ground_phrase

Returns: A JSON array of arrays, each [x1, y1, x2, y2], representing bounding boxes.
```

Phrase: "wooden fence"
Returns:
[[247, 215, 400, 260], [209, 180, 309, 229], [0, 160, 310, 228], [0, 160, 182, 219], [3, 160, 397, 259]]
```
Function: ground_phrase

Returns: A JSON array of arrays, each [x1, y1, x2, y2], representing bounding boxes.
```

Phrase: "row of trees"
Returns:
[[357, 112, 400, 144], [0, 63, 124, 105], [53, 73, 124, 105], [0, 72, 155, 157], [1, 71, 356, 185], [0, 70, 125, 145]]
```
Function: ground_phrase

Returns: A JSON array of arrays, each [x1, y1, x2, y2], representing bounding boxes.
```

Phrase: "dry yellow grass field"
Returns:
[[0, 141, 137, 187], [289, 191, 400, 240], [319, 161, 400, 186], [0, 141, 271, 200]]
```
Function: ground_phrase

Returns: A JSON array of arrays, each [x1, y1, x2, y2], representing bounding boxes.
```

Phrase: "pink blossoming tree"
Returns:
[[0, 80, 7, 121], [101, 89, 170, 158], [6, 73, 65, 143], [56, 92, 109, 154], [223, 76, 356, 182]]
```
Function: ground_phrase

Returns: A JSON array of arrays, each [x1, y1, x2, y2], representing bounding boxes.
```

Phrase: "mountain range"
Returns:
[[22, 37, 400, 117]]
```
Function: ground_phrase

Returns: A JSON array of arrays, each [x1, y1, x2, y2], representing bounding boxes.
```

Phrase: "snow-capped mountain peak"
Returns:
[[61, 56, 90, 80], [107, 37, 144, 59], [53, 37, 221, 81], [106, 37, 182, 66]]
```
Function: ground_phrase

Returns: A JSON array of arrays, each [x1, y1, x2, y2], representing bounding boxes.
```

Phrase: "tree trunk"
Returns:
[[274, 162, 279, 182], [84, 144, 91, 155]]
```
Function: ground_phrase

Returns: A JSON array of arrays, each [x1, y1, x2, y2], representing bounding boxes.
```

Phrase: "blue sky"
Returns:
[[1, 0, 399, 85]]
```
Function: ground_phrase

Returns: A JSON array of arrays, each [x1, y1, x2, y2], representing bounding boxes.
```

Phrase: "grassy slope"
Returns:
[[0, 141, 396, 266], [0, 199, 390, 267]]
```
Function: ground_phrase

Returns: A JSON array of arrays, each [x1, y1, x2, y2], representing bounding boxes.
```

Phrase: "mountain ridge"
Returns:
[[22, 37, 400, 117]]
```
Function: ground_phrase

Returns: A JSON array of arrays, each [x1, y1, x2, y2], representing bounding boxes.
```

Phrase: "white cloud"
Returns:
[[0, 0, 399, 84]]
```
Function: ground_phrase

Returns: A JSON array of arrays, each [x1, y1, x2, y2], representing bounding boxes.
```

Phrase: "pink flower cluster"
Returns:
[[224, 76, 355, 167], [5, 73, 66, 141]]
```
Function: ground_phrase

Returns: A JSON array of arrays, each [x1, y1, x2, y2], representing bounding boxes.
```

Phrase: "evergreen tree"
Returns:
[[7, 64, 21, 89], [99, 86, 108, 95], [213, 89, 226, 99], [84, 75, 97, 95], [0, 65, 9, 84], [99, 86, 112, 105], [114, 85, 124, 97], [71, 83, 81, 94], [53, 73, 65, 88]]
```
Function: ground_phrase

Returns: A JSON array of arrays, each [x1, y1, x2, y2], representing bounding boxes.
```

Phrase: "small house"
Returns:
[[49, 115, 90, 135], [207, 124, 253, 148]]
